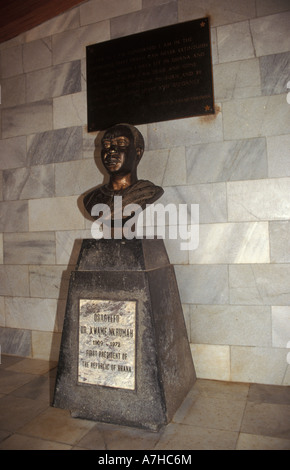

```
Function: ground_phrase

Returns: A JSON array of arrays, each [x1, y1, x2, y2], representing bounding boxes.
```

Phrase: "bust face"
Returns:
[[101, 125, 138, 177]]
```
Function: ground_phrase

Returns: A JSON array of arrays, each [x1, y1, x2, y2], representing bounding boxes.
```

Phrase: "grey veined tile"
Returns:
[[186, 138, 267, 184], [260, 52, 290, 96], [0, 327, 31, 357], [27, 127, 83, 165], [3, 232, 55, 265]]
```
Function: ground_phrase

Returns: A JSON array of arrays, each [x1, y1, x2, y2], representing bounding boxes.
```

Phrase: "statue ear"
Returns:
[[136, 147, 143, 162]]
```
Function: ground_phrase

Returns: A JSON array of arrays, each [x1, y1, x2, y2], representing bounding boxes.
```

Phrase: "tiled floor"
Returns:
[[0, 354, 290, 450]]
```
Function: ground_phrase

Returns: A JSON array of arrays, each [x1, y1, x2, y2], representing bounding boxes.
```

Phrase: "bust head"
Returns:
[[83, 123, 163, 228], [101, 124, 144, 179]]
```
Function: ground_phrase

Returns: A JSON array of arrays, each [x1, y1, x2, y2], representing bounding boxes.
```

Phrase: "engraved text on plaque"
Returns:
[[78, 299, 136, 390], [87, 17, 214, 130]]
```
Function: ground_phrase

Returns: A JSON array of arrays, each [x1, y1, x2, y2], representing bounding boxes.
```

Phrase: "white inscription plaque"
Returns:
[[78, 299, 136, 390]]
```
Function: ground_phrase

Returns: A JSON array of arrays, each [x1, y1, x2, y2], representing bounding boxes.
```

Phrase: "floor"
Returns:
[[0, 355, 290, 450]]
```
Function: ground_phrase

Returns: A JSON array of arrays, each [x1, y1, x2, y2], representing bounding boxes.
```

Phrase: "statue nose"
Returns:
[[108, 143, 118, 152]]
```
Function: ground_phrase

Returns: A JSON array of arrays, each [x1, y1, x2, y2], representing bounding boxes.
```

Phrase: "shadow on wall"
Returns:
[[78, 129, 109, 223], [50, 237, 85, 402]]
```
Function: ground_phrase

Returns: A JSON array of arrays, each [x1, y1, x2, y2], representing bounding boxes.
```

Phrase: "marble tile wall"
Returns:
[[0, 0, 289, 383]]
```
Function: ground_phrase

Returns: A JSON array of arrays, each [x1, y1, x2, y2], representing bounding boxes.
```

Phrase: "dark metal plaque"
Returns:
[[86, 17, 214, 131]]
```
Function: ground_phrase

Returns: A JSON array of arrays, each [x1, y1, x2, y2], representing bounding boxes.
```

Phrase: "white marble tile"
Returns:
[[55, 159, 100, 197], [52, 21, 110, 65], [229, 264, 290, 306], [29, 196, 85, 231], [0, 136, 27, 170], [23, 38, 52, 73], [162, 147, 187, 186], [159, 183, 227, 224], [0, 45, 23, 78], [2, 100, 53, 139], [0, 201, 28, 232], [190, 344, 230, 381], [269, 221, 290, 263], [29, 265, 70, 299], [260, 52, 290, 96], [223, 94, 290, 140], [210, 27, 218, 65], [3, 165, 54, 201], [213, 59, 261, 101], [110, 2, 177, 38], [5, 297, 58, 332], [227, 178, 290, 222], [163, 237, 189, 265], [217, 21, 255, 63], [230, 346, 288, 385], [26, 61, 81, 102], [0, 266, 29, 296], [53, 92, 87, 130], [174, 265, 229, 304], [250, 12, 290, 56], [3, 232, 56, 265], [267, 134, 290, 178], [186, 138, 267, 184], [272, 307, 290, 348], [148, 112, 223, 149], [24, 8, 80, 43], [80, 0, 142, 25], [189, 222, 270, 264], [178, 0, 256, 27], [138, 149, 168, 186], [1, 75, 26, 107], [190, 305, 271, 347]]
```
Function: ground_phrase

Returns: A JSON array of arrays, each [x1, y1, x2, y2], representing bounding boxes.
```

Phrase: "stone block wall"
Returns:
[[0, 0, 290, 385]]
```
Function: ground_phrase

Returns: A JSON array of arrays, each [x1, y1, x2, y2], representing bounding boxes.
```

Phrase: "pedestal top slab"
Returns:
[[76, 238, 170, 272]]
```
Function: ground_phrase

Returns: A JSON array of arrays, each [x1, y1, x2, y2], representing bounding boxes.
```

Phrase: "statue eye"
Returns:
[[117, 138, 129, 147], [102, 141, 111, 149]]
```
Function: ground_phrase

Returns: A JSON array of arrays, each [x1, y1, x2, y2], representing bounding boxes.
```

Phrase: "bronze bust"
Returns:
[[83, 123, 164, 223]]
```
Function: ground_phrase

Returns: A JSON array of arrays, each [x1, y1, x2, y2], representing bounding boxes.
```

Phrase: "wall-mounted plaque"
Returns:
[[86, 17, 214, 131], [78, 299, 136, 390]]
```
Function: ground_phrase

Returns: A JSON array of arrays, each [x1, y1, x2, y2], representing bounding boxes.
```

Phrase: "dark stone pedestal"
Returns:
[[53, 238, 196, 431]]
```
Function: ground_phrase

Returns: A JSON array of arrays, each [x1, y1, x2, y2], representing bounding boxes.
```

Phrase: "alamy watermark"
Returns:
[[90, 196, 199, 251]]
